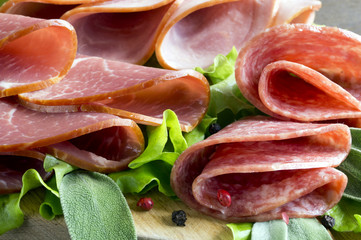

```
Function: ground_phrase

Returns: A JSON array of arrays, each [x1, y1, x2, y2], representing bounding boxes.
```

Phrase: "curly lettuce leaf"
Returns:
[[226, 222, 253, 240], [110, 109, 187, 196]]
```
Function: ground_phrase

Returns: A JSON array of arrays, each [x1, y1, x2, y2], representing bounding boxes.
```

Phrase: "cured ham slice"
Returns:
[[18, 55, 210, 132], [235, 24, 361, 125], [0, 97, 144, 174], [1, 0, 174, 64], [170, 116, 350, 222], [60, 0, 174, 64], [155, 0, 321, 70], [0, 150, 51, 194], [0, 13, 77, 97]]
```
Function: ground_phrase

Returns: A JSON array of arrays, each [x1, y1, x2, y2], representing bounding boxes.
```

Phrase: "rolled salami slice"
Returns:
[[170, 116, 350, 222], [0, 97, 144, 174], [0, 13, 77, 97], [235, 24, 361, 124], [18, 55, 210, 132], [155, 0, 321, 70]]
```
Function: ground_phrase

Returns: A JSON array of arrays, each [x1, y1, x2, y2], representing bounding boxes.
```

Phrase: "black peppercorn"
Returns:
[[172, 210, 187, 226], [320, 215, 335, 229], [208, 122, 221, 135]]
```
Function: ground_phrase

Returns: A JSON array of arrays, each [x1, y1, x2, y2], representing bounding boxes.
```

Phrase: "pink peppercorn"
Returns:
[[217, 189, 232, 207], [137, 197, 154, 211]]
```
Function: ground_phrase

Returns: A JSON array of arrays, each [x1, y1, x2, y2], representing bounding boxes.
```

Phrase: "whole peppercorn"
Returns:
[[172, 210, 187, 226], [208, 122, 221, 135], [217, 189, 232, 207], [320, 215, 335, 229], [136, 197, 154, 211]]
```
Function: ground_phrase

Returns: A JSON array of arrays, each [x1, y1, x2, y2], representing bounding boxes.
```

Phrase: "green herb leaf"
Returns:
[[60, 170, 136, 240], [250, 219, 332, 240]]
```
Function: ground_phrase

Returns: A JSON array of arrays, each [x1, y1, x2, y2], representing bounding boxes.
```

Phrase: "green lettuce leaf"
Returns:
[[60, 170, 136, 240], [110, 109, 187, 196], [109, 161, 175, 196], [326, 197, 361, 232], [226, 222, 253, 240], [195, 47, 261, 128], [195, 47, 238, 85]]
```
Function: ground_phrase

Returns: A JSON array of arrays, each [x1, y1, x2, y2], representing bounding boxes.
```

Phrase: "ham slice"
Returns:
[[0, 150, 51, 194], [1, 0, 175, 64], [18, 54, 210, 132], [170, 116, 350, 222], [0, 97, 144, 174], [235, 24, 361, 125], [61, 0, 175, 64], [155, 0, 321, 70], [0, 13, 77, 97]]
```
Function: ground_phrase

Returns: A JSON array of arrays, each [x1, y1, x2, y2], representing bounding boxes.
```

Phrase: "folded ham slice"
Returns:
[[155, 0, 321, 70], [170, 116, 350, 222], [18, 54, 210, 132], [0, 150, 51, 194], [0, 97, 144, 175], [0, 13, 77, 97], [61, 0, 175, 64], [235, 24, 361, 125]]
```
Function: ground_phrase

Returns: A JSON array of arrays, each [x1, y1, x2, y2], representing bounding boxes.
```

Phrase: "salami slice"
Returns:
[[170, 116, 350, 222], [18, 54, 210, 132], [235, 24, 361, 124], [155, 0, 321, 70], [0, 97, 144, 173], [0, 13, 77, 97]]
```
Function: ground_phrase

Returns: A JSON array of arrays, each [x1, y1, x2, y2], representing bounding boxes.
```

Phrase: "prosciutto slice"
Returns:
[[61, 0, 175, 64], [235, 24, 361, 125], [0, 13, 77, 97], [170, 116, 350, 222], [18, 55, 210, 132], [155, 0, 321, 70], [0, 97, 144, 174], [0, 150, 51, 194]]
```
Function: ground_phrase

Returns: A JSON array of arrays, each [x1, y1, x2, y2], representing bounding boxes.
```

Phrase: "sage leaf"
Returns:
[[60, 171, 136, 240]]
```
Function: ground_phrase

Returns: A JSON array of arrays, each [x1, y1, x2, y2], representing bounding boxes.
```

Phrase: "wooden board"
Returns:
[[0, 188, 232, 240]]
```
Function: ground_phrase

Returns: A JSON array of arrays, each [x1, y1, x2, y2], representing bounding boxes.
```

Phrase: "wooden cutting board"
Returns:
[[0, 188, 233, 240]]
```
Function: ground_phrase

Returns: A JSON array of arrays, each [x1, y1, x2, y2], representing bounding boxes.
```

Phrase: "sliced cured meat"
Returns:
[[18, 55, 210, 132], [271, 0, 321, 26], [0, 97, 144, 173], [155, 0, 321, 70], [0, 13, 77, 98], [0, 150, 51, 194], [0, 1, 81, 19], [61, 0, 174, 64], [235, 24, 361, 124], [170, 116, 350, 222]]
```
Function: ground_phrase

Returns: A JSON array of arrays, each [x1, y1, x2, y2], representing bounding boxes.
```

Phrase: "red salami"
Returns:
[[0, 13, 77, 97], [235, 24, 361, 124], [170, 116, 349, 222], [18, 55, 210, 132], [0, 98, 144, 175]]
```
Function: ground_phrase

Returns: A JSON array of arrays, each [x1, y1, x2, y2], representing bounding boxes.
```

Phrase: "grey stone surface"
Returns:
[[315, 0, 361, 34]]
